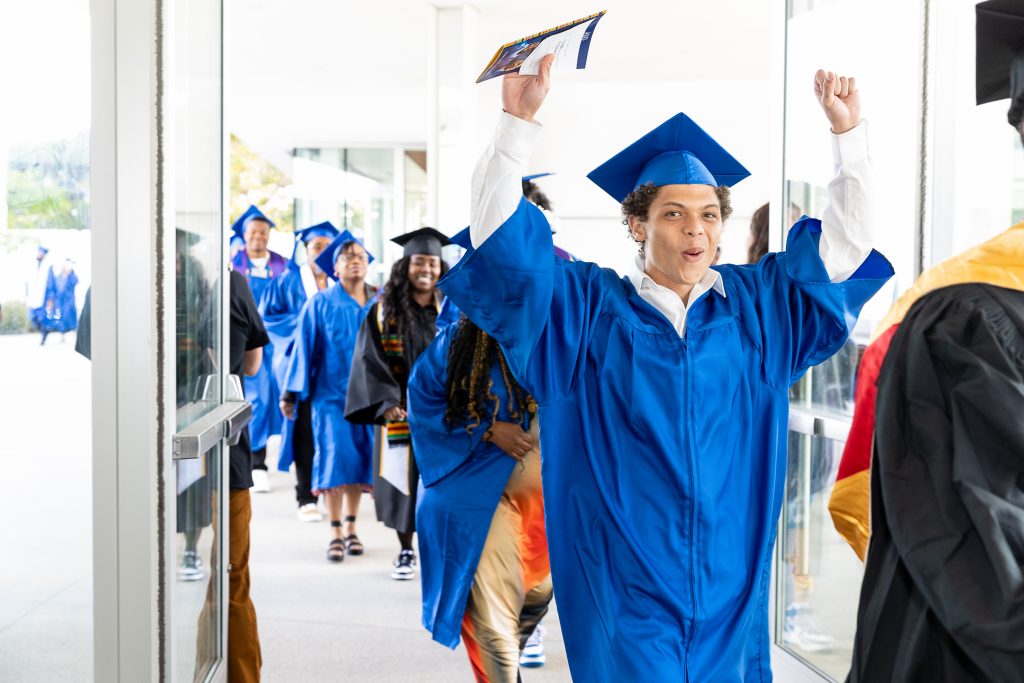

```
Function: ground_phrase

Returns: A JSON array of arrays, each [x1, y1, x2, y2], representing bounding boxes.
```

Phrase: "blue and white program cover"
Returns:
[[476, 10, 606, 84]]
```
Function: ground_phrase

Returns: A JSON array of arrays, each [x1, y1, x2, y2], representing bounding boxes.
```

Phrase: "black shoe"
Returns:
[[391, 549, 416, 580]]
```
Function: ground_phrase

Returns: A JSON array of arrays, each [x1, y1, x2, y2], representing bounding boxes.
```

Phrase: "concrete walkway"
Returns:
[[0, 331, 571, 681], [250, 446, 572, 682]]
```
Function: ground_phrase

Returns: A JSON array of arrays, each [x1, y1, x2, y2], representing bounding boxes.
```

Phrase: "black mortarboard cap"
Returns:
[[391, 227, 451, 257]]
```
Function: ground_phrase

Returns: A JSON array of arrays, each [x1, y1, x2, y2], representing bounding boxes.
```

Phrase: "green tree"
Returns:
[[230, 134, 293, 233], [6, 132, 90, 230]]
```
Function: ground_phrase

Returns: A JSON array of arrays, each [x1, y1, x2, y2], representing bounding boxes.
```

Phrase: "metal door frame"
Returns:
[[91, 0, 231, 679]]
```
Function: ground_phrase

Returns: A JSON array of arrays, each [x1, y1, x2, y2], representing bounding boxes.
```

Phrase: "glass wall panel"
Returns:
[[0, 1, 94, 680], [172, 0, 224, 678], [934, 1, 1024, 259], [779, 1, 926, 679]]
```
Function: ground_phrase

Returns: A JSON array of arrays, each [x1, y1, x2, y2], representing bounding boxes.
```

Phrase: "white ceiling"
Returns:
[[228, 0, 775, 167]]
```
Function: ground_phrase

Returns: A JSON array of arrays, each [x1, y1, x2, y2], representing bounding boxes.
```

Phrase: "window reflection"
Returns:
[[781, 432, 860, 680]]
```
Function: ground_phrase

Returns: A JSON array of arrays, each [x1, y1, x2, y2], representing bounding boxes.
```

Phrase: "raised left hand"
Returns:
[[814, 69, 861, 135]]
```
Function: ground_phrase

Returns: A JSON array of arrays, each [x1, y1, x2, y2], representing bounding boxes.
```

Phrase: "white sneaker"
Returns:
[[177, 551, 205, 582], [391, 550, 417, 580], [783, 605, 835, 653], [520, 624, 546, 667], [297, 503, 323, 523], [250, 469, 271, 493]]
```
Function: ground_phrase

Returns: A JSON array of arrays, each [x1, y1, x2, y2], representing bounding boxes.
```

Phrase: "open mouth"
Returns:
[[681, 248, 705, 263]]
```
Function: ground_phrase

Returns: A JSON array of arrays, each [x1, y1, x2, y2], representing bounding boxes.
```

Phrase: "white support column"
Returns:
[[91, 0, 165, 678], [427, 3, 479, 232]]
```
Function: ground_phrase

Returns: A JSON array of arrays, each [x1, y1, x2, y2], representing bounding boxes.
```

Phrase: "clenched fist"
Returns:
[[814, 69, 861, 135]]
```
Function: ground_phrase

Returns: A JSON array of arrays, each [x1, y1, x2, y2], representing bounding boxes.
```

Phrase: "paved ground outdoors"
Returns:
[[0, 331, 571, 682]]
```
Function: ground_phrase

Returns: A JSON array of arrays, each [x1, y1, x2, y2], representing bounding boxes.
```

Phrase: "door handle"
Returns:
[[172, 400, 252, 460], [787, 408, 851, 442], [172, 374, 252, 460]]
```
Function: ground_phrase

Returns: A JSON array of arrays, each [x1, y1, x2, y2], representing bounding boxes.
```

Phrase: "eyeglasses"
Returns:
[[339, 252, 368, 263]]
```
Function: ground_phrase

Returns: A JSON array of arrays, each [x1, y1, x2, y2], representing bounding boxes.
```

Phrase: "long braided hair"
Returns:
[[444, 317, 537, 434], [380, 255, 449, 360]]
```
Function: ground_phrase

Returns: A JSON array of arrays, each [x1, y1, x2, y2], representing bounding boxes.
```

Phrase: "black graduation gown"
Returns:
[[345, 299, 438, 533], [848, 283, 1024, 683]]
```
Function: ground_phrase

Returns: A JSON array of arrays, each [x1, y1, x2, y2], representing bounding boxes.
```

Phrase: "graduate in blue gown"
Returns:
[[259, 221, 339, 521], [230, 205, 290, 489], [280, 231, 378, 561], [409, 225, 577, 682], [440, 58, 894, 682]]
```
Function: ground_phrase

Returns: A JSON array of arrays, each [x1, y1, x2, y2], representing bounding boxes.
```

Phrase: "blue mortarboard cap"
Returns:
[[450, 226, 472, 250], [522, 172, 553, 182], [230, 205, 275, 241], [587, 113, 750, 202], [37, 246, 49, 255], [294, 221, 340, 243], [315, 230, 375, 281], [292, 221, 340, 261]]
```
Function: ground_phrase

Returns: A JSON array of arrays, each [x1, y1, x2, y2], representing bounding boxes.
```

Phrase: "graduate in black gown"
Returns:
[[345, 227, 451, 580]]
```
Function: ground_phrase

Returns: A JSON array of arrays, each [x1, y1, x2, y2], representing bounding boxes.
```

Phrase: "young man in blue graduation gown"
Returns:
[[280, 231, 378, 561], [259, 221, 338, 522], [230, 205, 290, 492], [440, 55, 893, 682]]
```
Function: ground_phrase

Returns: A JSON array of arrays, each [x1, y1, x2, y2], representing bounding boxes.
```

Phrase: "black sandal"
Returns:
[[343, 535, 364, 556], [327, 538, 345, 562], [328, 520, 346, 562]]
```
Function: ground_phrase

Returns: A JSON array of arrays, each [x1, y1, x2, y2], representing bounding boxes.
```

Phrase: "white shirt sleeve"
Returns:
[[818, 121, 873, 282], [470, 112, 543, 248]]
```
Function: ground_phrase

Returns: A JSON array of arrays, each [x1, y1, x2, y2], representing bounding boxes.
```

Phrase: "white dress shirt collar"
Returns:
[[627, 256, 726, 337]]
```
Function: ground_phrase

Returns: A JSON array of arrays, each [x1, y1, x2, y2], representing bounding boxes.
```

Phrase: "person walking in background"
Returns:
[[345, 227, 451, 581], [196, 269, 268, 683], [408, 315, 551, 683], [26, 246, 54, 345], [259, 221, 339, 522], [51, 258, 79, 340], [280, 231, 377, 562], [230, 204, 289, 493]]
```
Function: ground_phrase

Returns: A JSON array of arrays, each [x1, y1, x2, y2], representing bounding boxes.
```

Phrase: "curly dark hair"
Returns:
[[620, 182, 733, 255], [380, 255, 449, 359], [522, 179, 553, 211], [444, 317, 536, 434]]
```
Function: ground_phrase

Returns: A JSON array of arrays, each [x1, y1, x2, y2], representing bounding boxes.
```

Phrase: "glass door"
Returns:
[[169, 0, 232, 680]]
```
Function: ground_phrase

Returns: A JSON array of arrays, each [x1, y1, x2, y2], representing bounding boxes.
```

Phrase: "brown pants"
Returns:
[[228, 488, 261, 683]]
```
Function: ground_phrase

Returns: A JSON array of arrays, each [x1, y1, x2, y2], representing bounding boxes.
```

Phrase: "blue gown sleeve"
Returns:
[[258, 271, 299, 348], [439, 197, 607, 405], [282, 295, 319, 401], [750, 217, 893, 387], [407, 325, 489, 487]]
